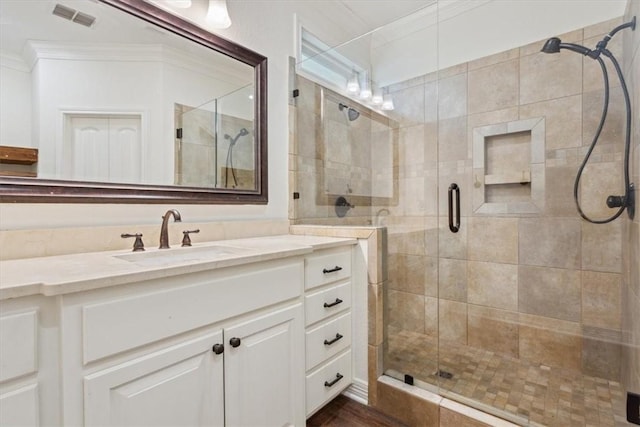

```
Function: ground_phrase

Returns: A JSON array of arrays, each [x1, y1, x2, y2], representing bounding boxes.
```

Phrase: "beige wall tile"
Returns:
[[519, 218, 581, 269], [388, 253, 428, 294], [545, 166, 579, 216], [582, 271, 621, 330], [579, 161, 624, 220], [388, 290, 425, 334], [468, 217, 519, 264], [519, 318, 582, 371], [439, 117, 468, 162], [468, 305, 519, 358], [518, 265, 581, 322], [519, 95, 582, 150], [467, 261, 518, 311], [439, 258, 467, 302], [520, 51, 582, 105], [439, 217, 467, 260], [375, 380, 440, 427], [582, 326, 621, 381], [582, 221, 622, 273], [468, 59, 519, 114], [369, 283, 384, 346], [440, 406, 492, 427], [582, 87, 625, 147], [425, 296, 438, 337], [468, 48, 519, 71], [439, 299, 467, 344], [438, 73, 467, 120]]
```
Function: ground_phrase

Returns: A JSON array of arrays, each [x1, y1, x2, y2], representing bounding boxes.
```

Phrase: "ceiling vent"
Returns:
[[52, 3, 96, 27]]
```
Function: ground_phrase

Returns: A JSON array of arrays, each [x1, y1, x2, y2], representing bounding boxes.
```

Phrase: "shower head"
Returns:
[[540, 37, 596, 57], [239, 127, 249, 136], [338, 102, 359, 121], [541, 37, 561, 54]]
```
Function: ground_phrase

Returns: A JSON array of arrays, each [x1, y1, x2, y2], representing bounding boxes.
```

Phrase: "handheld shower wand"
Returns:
[[223, 127, 249, 188], [541, 16, 636, 223]]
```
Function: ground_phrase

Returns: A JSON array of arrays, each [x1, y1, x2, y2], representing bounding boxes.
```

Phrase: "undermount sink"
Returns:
[[114, 244, 252, 266]]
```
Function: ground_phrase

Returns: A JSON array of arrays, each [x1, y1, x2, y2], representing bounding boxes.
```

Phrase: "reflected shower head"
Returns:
[[540, 37, 595, 57], [338, 102, 360, 121], [541, 37, 561, 54], [239, 127, 249, 136]]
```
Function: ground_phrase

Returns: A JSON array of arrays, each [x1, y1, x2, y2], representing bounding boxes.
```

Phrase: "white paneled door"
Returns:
[[67, 115, 141, 183]]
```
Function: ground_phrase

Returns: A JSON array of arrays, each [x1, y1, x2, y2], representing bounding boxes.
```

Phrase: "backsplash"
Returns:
[[0, 219, 289, 260]]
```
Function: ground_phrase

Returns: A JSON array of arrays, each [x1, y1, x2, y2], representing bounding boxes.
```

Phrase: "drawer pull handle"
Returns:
[[324, 373, 344, 388], [322, 266, 343, 274], [324, 333, 343, 346], [324, 298, 343, 308], [229, 337, 241, 348]]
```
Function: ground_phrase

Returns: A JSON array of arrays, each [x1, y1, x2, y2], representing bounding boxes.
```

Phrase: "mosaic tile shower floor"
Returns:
[[386, 328, 630, 427]]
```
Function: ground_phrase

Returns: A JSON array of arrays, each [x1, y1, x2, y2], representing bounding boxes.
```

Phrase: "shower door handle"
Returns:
[[448, 183, 460, 233]]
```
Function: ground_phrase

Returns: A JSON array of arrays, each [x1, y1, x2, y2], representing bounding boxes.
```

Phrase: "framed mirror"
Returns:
[[0, 0, 267, 203]]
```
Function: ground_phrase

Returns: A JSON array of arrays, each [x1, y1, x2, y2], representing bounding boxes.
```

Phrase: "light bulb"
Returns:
[[206, 0, 231, 29]]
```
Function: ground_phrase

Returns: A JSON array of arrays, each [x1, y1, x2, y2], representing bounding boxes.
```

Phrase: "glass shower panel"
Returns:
[[176, 84, 254, 189], [434, 7, 633, 426]]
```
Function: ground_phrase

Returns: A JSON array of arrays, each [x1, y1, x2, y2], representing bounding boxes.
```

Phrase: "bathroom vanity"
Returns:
[[0, 235, 358, 426]]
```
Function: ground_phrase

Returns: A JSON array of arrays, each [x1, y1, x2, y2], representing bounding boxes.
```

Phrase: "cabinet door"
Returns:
[[224, 304, 304, 427], [84, 331, 224, 427]]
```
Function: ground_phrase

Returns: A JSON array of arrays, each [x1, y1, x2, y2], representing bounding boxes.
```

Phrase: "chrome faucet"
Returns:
[[159, 209, 182, 249]]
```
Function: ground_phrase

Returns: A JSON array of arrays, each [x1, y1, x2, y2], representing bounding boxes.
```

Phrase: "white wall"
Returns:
[[0, 0, 631, 230], [0, 55, 32, 148]]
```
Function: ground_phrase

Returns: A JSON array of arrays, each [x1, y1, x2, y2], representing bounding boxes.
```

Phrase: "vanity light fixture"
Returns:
[[346, 70, 360, 95], [381, 92, 395, 111], [359, 71, 372, 100], [206, 0, 232, 29], [371, 88, 383, 105]]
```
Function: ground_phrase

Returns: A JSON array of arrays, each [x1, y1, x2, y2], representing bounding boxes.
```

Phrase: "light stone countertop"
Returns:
[[0, 234, 356, 300]]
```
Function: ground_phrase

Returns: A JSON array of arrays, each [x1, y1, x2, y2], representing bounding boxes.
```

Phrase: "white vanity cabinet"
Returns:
[[0, 296, 59, 427], [59, 257, 305, 427], [303, 246, 354, 417]]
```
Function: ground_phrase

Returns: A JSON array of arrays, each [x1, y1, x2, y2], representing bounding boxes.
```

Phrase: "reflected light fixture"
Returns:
[[381, 92, 394, 111], [359, 71, 372, 100], [165, 0, 192, 8], [371, 87, 383, 105], [206, 0, 231, 29], [346, 70, 360, 95]]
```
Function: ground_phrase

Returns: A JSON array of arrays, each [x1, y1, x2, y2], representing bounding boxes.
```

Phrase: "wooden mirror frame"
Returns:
[[0, 0, 267, 204]]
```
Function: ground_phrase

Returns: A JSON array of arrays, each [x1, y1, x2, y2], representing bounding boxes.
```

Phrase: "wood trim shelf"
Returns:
[[0, 146, 38, 165]]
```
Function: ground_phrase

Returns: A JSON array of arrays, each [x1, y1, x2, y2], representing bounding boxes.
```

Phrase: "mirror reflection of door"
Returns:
[[65, 114, 141, 183]]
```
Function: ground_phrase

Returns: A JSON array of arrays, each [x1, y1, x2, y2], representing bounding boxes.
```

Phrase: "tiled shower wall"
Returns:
[[291, 15, 636, 389], [621, 0, 640, 396], [383, 17, 628, 381]]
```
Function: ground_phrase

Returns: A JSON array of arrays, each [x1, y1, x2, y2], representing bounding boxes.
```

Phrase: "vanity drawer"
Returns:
[[305, 312, 351, 370], [81, 259, 303, 363], [0, 310, 38, 382], [305, 349, 352, 417], [305, 248, 351, 291], [304, 281, 351, 327]]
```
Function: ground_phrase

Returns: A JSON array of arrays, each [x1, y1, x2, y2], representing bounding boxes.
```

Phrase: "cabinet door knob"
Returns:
[[212, 343, 224, 354], [229, 337, 241, 348]]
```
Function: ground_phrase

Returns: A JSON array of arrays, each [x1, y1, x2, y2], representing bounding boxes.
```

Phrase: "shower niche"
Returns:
[[472, 117, 545, 214]]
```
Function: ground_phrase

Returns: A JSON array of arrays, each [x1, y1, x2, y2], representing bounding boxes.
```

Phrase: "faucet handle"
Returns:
[[181, 229, 200, 247], [121, 233, 145, 252]]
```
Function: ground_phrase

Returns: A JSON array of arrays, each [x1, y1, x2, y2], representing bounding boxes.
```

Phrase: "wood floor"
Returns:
[[306, 395, 407, 427]]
